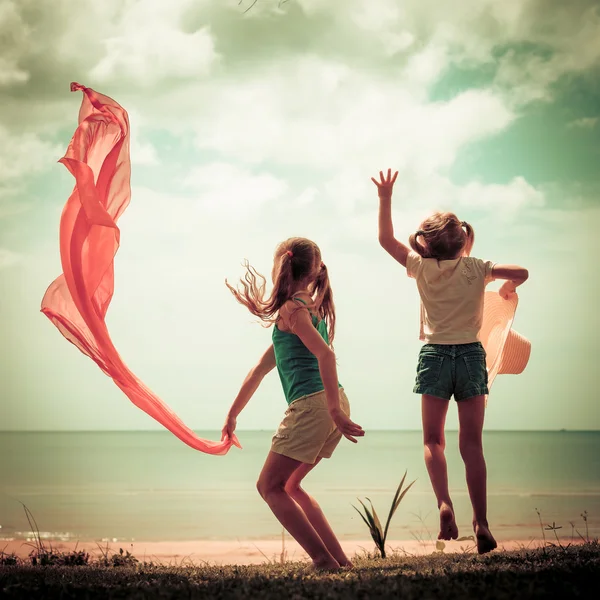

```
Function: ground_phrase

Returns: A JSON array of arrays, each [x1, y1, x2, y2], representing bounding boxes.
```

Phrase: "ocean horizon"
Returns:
[[1, 430, 599, 543]]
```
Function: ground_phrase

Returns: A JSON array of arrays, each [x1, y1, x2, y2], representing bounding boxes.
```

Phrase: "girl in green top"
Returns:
[[223, 237, 364, 571]]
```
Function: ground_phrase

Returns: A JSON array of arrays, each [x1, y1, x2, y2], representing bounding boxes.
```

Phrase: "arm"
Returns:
[[372, 169, 410, 268], [221, 345, 276, 440], [281, 304, 364, 443], [492, 264, 529, 299]]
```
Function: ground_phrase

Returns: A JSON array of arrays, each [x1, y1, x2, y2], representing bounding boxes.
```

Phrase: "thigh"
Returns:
[[457, 395, 486, 444], [287, 458, 323, 489], [422, 394, 450, 444], [258, 451, 304, 489]]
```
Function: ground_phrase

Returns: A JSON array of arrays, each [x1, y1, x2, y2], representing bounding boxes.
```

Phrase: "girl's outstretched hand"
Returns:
[[371, 168, 398, 200], [331, 410, 365, 443], [221, 414, 237, 441], [498, 281, 517, 300]]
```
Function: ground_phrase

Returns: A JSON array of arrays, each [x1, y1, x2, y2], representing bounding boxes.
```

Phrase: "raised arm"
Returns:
[[372, 169, 410, 267], [222, 345, 276, 440], [492, 264, 529, 299], [280, 303, 364, 443]]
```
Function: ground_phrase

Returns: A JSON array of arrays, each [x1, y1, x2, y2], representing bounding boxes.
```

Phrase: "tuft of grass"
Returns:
[[352, 470, 416, 559]]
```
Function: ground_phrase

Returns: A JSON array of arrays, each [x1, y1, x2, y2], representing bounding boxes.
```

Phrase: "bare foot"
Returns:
[[311, 557, 341, 572], [474, 522, 497, 554], [438, 503, 459, 540]]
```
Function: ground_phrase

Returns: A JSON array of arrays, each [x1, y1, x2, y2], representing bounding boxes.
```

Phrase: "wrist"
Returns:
[[329, 406, 342, 417]]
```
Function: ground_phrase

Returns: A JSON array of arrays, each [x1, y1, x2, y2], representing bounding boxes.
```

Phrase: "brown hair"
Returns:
[[225, 237, 336, 343], [408, 212, 474, 260]]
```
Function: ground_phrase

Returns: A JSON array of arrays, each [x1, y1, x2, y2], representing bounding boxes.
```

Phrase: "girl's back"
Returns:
[[407, 253, 495, 344]]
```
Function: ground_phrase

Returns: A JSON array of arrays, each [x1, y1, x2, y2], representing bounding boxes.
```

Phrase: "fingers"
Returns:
[[344, 433, 358, 443], [373, 170, 398, 185]]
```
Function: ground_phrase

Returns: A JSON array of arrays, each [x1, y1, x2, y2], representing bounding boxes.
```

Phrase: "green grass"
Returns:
[[1, 543, 598, 599]]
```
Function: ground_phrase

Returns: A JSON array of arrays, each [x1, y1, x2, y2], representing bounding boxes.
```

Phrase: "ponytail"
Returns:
[[312, 262, 336, 344]]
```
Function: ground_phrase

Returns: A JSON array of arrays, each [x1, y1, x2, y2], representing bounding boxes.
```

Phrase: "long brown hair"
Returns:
[[408, 212, 474, 260], [225, 237, 336, 343]]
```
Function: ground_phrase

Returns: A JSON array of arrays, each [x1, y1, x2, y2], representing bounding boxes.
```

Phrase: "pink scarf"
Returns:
[[41, 83, 240, 455]]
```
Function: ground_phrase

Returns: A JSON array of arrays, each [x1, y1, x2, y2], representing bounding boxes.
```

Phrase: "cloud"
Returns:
[[568, 117, 598, 129], [0, 125, 62, 181], [456, 176, 545, 213], [0, 57, 29, 86], [0, 248, 22, 269], [183, 162, 288, 219]]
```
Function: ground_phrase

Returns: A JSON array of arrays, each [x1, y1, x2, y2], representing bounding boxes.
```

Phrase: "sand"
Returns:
[[1, 537, 549, 566]]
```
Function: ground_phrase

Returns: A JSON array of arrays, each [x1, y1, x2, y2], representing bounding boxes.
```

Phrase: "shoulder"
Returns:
[[464, 256, 495, 280], [278, 297, 313, 331], [406, 251, 424, 278]]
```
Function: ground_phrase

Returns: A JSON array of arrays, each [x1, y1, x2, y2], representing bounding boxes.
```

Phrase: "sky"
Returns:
[[0, 0, 599, 434]]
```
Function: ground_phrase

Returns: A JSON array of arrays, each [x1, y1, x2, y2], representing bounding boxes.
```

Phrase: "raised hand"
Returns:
[[331, 410, 365, 443], [371, 168, 398, 201]]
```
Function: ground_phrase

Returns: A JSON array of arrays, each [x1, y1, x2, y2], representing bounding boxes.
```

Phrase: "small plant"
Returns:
[[0, 549, 19, 566], [352, 471, 416, 559]]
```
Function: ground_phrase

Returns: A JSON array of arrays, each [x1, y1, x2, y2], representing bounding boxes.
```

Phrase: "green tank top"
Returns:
[[272, 298, 342, 405]]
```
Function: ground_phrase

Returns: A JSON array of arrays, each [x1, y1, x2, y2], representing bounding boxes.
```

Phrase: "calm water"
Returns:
[[1, 431, 599, 542]]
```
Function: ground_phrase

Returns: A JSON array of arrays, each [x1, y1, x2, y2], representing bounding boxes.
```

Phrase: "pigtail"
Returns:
[[461, 221, 475, 257], [312, 262, 336, 345], [408, 231, 431, 258]]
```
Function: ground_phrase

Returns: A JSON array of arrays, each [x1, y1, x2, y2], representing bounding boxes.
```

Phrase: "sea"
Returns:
[[1, 430, 598, 543]]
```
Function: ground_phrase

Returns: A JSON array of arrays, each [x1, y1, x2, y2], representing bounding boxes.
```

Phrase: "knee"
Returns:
[[459, 435, 483, 459], [256, 476, 285, 501], [424, 433, 445, 451], [284, 478, 302, 500]]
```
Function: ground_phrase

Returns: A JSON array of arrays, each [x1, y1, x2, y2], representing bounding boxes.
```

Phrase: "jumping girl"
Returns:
[[222, 237, 364, 570], [372, 169, 529, 554]]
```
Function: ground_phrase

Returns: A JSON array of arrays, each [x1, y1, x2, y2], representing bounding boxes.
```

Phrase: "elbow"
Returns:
[[316, 347, 336, 366], [378, 234, 393, 249]]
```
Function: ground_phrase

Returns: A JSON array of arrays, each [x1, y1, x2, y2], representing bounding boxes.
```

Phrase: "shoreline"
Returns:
[[1, 537, 554, 565]]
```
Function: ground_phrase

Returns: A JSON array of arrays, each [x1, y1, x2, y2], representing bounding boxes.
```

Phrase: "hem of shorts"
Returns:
[[270, 445, 317, 465], [413, 385, 451, 400], [455, 387, 489, 401]]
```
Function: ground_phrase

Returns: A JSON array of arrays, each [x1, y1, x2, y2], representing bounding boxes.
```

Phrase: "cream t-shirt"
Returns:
[[406, 252, 495, 344]]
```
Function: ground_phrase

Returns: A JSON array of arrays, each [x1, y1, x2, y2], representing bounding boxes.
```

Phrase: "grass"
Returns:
[[1, 543, 599, 599]]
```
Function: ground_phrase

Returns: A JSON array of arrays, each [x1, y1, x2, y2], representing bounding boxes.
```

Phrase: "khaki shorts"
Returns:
[[271, 388, 350, 465]]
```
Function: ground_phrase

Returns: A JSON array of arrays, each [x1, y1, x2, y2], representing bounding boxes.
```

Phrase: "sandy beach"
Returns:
[[0, 537, 551, 566]]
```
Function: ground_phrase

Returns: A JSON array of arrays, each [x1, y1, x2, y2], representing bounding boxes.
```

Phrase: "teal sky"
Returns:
[[1, 0, 599, 434]]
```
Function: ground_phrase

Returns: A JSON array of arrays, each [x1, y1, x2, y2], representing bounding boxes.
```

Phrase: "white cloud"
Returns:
[[0, 248, 22, 269], [0, 125, 61, 181], [457, 176, 545, 213], [158, 58, 514, 180], [0, 57, 29, 86], [568, 117, 598, 129], [183, 162, 288, 219], [89, 1, 218, 86]]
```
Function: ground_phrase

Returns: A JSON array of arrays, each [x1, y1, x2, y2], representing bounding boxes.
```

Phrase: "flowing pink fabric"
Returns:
[[41, 83, 240, 455]]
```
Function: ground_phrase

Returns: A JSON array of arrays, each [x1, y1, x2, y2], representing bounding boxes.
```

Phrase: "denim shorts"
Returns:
[[414, 342, 489, 401]]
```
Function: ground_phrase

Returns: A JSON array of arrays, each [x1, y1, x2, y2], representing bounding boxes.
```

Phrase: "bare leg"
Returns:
[[256, 451, 340, 570], [422, 394, 459, 540], [457, 395, 497, 554], [284, 458, 352, 567]]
